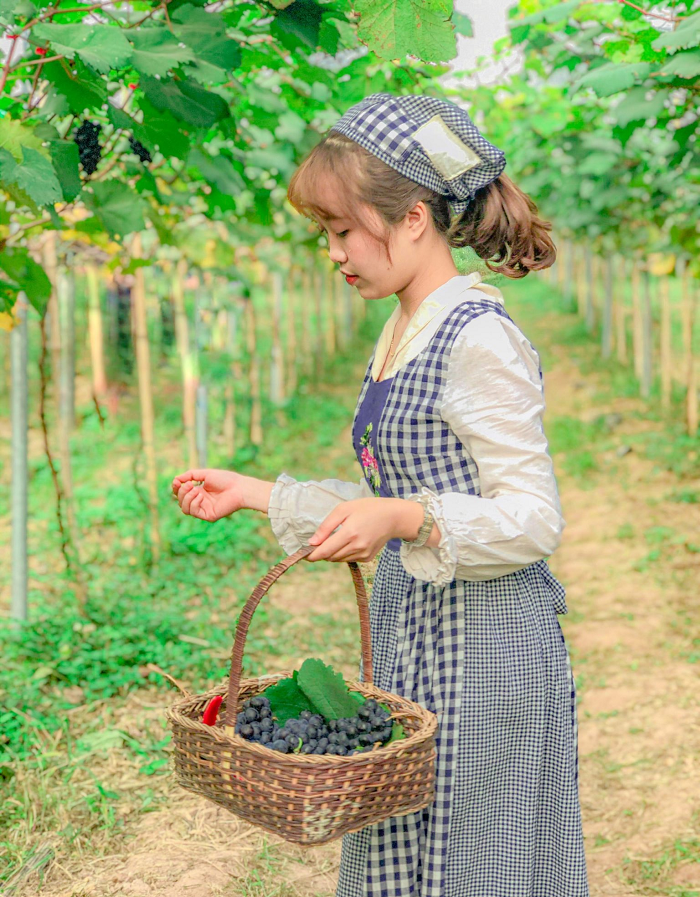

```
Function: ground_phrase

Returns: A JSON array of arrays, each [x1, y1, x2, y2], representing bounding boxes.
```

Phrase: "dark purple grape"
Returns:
[[270, 739, 289, 752], [240, 724, 254, 738], [250, 696, 268, 709], [128, 135, 152, 163], [74, 120, 102, 175], [244, 707, 258, 722]]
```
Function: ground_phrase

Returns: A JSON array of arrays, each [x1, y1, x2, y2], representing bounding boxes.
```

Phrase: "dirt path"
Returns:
[[14, 310, 700, 897]]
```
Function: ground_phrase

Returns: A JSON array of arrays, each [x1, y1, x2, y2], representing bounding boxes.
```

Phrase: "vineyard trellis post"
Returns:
[[300, 266, 313, 380], [585, 248, 596, 335], [85, 263, 107, 404], [602, 255, 613, 360], [285, 266, 298, 396], [615, 255, 628, 366], [131, 233, 160, 562], [681, 258, 698, 437], [246, 297, 263, 447], [640, 268, 653, 399], [42, 233, 62, 400], [270, 269, 285, 407], [314, 262, 325, 380], [660, 274, 672, 414], [171, 259, 198, 468], [10, 294, 28, 622], [632, 259, 643, 383]]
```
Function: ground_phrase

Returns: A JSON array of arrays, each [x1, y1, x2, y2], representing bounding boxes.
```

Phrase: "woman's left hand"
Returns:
[[305, 497, 418, 563]]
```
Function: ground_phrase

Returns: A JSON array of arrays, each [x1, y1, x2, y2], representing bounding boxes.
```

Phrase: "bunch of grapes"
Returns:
[[128, 135, 152, 164], [74, 120, 102, 175], [235, 696, 394, 756]]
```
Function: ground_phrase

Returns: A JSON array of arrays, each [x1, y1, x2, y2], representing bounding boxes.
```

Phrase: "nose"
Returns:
[[326, 235, 347, 265]]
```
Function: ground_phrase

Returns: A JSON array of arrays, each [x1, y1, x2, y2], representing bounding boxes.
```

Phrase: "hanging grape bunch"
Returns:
[[234, 695, 395, 756], [73, 120, 102, 175], [128, 135, 152, 164]]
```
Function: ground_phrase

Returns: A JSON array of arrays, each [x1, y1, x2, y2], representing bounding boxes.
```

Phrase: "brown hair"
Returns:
[[287, 132, 556, 278]]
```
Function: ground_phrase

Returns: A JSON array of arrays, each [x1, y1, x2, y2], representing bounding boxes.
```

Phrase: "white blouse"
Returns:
[[266, 272, 565, 586]]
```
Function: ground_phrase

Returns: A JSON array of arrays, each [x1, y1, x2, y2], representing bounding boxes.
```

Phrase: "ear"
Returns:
[[405, 200, 430, 242]]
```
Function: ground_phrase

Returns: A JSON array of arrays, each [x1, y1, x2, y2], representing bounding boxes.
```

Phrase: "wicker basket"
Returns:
[[164, 545, 438, 846]]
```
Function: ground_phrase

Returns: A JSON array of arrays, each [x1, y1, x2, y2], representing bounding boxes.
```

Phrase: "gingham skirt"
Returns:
[[337, 547, 588, 897]]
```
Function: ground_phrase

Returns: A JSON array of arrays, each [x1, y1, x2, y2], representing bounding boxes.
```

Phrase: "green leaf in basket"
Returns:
[[262, 676, 315, 724], [386, 721, 405, 746], [297, 658, 360, 721]]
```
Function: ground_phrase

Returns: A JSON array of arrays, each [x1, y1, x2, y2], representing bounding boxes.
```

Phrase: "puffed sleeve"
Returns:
[[399, 311, 566, 585], [267, 472, 374, 555]]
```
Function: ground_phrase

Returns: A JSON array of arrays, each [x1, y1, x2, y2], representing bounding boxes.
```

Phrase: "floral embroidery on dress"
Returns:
[[359, 423, 381, 496]]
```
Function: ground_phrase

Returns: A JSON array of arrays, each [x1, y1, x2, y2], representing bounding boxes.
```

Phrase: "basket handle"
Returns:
[[224, 545, 373, 728]]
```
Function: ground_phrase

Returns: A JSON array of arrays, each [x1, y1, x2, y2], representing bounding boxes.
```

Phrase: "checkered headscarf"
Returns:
[[330, 93, 506, 217]]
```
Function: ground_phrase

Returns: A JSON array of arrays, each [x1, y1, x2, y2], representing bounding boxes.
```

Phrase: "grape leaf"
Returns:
[[574, 62, 653, 97], [12, 147, 62, 207], [296, 658, 361, 720], [263, 675, 315, 724], [32, 24, 133, 74], [660, 49, 700, 79], [355, 0, 456, 63], [84, 181, 146, 237], [172, 5, 242, 71], [0, 246, 52, 315], [129, 28, 196, 77], [652, 10, 700, 53], [452, 11, 473, 38], [47, 140, 82, 203], [386, 721, 405, 746]]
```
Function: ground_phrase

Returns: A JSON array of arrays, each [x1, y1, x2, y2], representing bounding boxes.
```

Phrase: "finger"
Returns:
[[172, 469, 208, 493], [308, 507, 348, 546], [189, 490, 207, 520], [307, 530, 353, 562], [177, 480, 196, 505], [182, 485, 202, 515]]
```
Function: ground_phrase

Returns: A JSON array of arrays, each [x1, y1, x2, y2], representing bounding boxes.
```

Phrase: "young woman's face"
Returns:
[[314, 183, 408, 301]]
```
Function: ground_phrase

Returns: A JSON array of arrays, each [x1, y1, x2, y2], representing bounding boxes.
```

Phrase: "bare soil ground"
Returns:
[[7, 311, 700, 897]]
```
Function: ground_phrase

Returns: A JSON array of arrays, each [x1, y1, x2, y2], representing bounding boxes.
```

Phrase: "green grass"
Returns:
[[622, 839, 700, 896]]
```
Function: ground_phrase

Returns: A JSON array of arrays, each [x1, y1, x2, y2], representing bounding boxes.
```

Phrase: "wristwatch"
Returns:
[[402, 493, 435, 548]]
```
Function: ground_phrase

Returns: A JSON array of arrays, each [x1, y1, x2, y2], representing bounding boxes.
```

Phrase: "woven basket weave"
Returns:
[[164, 545, 438, 845]]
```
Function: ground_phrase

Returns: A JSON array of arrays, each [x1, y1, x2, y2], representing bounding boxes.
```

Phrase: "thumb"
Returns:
[[174, 468, 209, 486], [309, 506, 347, 545]]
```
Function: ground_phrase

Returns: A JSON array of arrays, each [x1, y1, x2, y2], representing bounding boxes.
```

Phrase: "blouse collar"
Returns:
[[375, 271, 504, 371]]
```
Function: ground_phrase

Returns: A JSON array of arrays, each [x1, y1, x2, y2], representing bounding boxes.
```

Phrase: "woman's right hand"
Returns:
[[171, 468, 247, 522]]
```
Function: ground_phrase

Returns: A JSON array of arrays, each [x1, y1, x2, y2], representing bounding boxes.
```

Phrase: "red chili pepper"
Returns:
[[36, 47, 47, 56], [202, 694, 223, 726], [128, 83, 137, 90]]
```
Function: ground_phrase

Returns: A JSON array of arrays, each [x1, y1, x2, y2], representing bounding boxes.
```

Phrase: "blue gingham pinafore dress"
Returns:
[[337, 296, 588, 897]]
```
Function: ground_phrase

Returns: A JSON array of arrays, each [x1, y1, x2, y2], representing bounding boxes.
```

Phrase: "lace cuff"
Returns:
[[267, 472, 371, 555], [399, 486, 459, 586], [267, 472, 307, 555]]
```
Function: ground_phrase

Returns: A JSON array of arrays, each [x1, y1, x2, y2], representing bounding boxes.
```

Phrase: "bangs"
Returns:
[[287, 139, 365, 230]]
